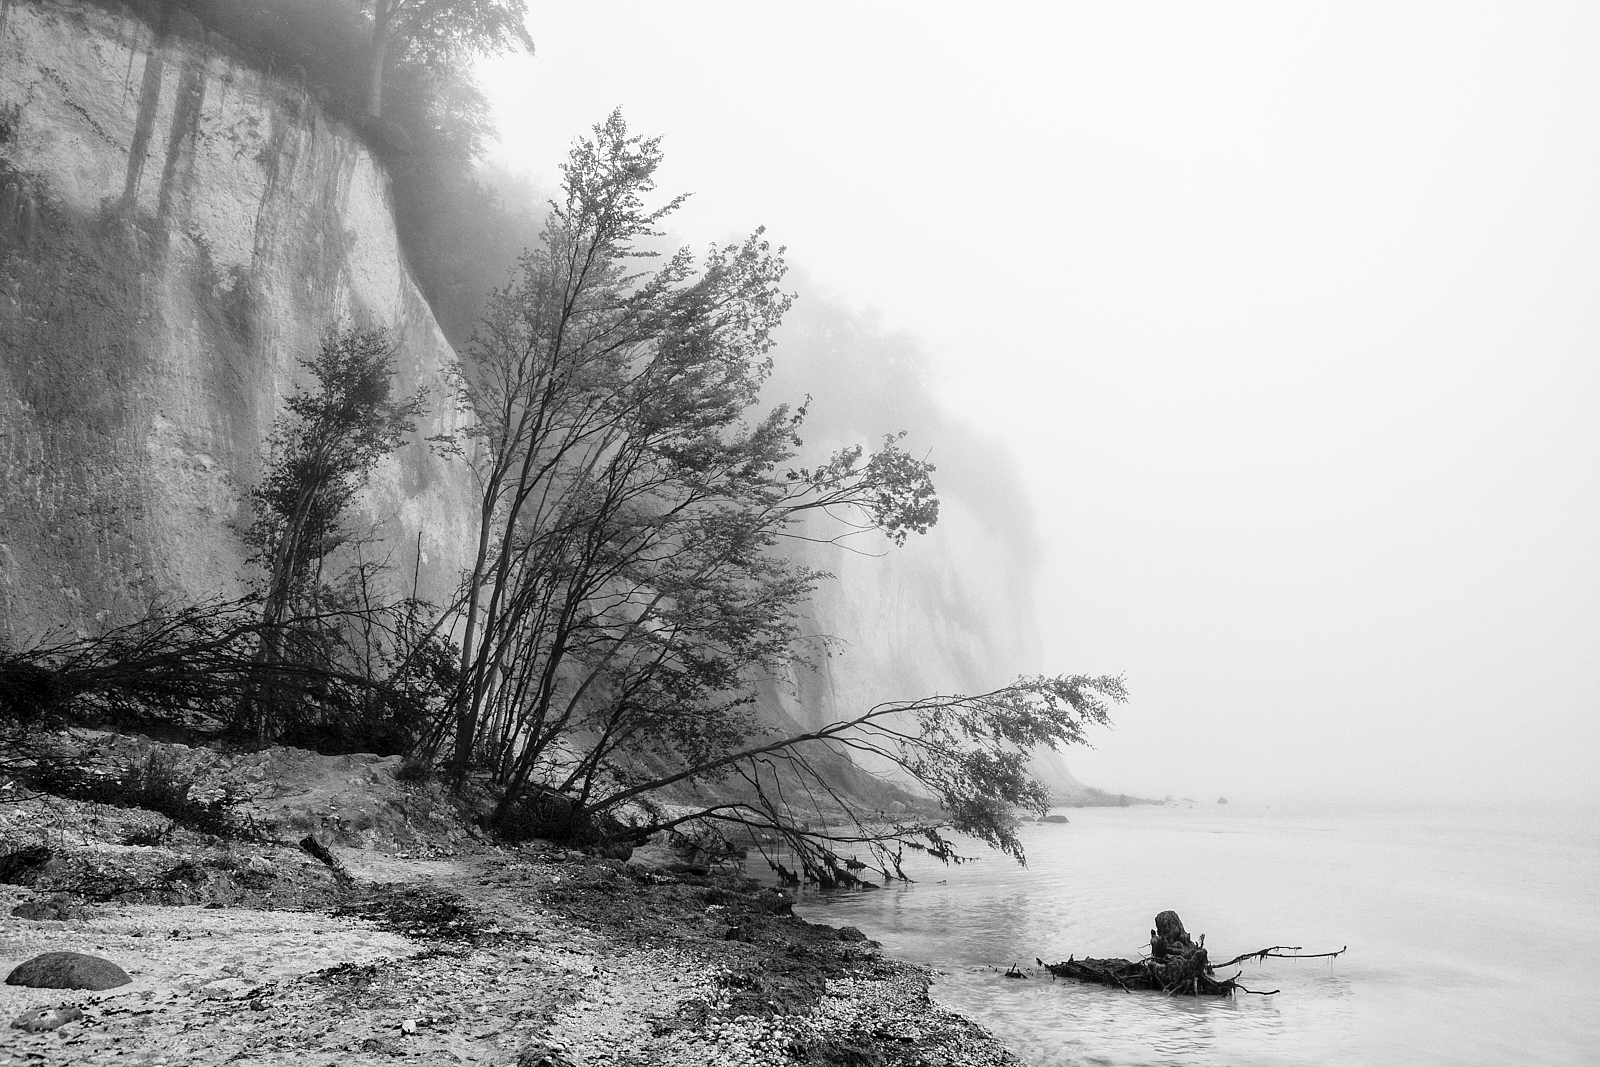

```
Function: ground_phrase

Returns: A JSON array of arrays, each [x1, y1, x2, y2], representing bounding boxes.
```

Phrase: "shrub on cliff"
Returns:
[[241, 327, 452, 749], [244, 328, 422, 633]]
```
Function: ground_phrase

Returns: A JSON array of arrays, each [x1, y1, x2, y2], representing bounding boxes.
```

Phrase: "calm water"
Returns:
[[793, 803, 1600, 1066]]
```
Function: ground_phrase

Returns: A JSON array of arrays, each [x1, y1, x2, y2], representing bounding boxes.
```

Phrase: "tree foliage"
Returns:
[[1, 87, 1123, 873], [408, 114, 1117, 882], [592, 674, 1130, 879], [358, 0, 533, 117], [426, 111, 940, 825], [134, 0, 537, 342], [247, 328, 422, 626], [243, 328, 431, 742]]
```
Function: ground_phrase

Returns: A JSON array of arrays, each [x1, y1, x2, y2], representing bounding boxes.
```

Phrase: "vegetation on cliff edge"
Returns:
[[0, 96, 1126, 881]]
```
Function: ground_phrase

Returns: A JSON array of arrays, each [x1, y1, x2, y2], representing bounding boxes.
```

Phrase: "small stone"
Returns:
[[5, 951, 131, 990], [400, 1018, 418, 1035], [11, 1005, 84, 1032], [836, 926, 868, 942]]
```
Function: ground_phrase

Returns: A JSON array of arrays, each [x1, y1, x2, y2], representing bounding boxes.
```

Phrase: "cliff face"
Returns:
[[757, 295, 1089, 799], [770, 502, 1039, 728], [0, 0, 1081, 795], [0, 0, 473, 637], [760, 498, 1087, 800]]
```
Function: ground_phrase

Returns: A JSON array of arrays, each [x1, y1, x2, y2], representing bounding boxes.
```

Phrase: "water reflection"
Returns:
[[782, 804, 1593, 1066], [796, 867, 1316, 1066], [926, 962, 1308, 1067]]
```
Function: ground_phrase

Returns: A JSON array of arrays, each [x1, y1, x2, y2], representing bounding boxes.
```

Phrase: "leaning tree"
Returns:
[[421, 110, 1121, 882]]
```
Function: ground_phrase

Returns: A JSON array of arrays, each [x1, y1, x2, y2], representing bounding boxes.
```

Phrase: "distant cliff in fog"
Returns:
[[757, 294, 1090, 798], [0, 0, 1088, 797]]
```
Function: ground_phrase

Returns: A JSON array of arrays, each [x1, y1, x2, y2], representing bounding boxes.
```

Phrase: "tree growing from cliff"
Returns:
[[243, 327, 424, 739], [427, 110, 939, 810], [358, 0, 533, 118]]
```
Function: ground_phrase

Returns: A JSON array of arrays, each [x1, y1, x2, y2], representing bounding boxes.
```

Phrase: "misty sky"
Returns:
[[477, 3, 1599, 806]]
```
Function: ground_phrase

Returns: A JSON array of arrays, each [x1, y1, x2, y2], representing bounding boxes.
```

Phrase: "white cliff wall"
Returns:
[[0, 0, 1082, 795], [760, 499, 1087, 799], [772, 499, 1039, 727], [0, 0, 474, 635], [757, 288, 1089, 796]]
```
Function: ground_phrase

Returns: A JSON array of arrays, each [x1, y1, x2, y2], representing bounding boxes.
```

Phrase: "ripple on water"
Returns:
[[790, 803, 1600, 1067]]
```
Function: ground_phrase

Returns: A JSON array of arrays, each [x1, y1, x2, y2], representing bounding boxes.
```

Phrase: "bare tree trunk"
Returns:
[[364, 32, 389, 119], [243, 476, 318, 738]]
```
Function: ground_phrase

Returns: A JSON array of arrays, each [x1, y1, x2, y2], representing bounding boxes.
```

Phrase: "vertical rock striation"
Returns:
[[0, 0, 473, 636], [0, 0, 1085, 798]]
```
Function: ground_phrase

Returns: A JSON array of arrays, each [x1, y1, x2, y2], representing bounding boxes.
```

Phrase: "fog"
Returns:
[[477, 3, 1600, 806]]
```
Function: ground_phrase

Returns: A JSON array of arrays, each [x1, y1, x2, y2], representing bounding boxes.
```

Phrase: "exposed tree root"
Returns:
[[1039, 910, 1346, 997]]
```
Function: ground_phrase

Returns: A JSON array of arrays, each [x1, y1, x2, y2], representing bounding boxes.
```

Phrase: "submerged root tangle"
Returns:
[[1041, 910, 1346, 997]]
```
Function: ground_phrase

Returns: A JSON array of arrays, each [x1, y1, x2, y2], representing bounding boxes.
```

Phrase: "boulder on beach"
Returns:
[[5, 951, 131, 990]]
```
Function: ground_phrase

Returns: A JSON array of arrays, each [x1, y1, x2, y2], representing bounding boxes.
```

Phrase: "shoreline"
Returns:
[[0, 737, 1021, 1066], [0, 845, 1021, 1066]]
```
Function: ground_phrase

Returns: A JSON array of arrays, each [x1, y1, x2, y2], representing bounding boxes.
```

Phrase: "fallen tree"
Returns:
[[1039, 910, 1346, 996]]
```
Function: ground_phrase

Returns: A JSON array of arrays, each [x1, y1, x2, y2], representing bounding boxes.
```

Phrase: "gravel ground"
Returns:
[[0, 741, 1021, 1066]]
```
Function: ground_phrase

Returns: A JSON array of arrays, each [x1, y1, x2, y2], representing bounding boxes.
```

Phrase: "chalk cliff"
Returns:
[[0, 0, 473, 637], [0, 0, 1085, 795], [761, 501, 1089, 799], [758, 299, 1089, 798]]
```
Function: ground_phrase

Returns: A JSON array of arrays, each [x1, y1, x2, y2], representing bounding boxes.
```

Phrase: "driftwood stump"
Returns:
[[1041, 915, 1344, 997], [1150, 910, 1192, 959], [1044, 910, 1237, 995]]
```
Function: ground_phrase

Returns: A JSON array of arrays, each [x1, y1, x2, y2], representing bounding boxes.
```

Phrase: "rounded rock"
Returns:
[[5, 951, 132, 990]]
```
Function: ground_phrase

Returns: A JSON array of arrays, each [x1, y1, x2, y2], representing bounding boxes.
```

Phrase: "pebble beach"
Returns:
[[0, 738, 1019, 1066]]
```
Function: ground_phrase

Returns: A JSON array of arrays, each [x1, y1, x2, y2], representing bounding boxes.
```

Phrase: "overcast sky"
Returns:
[[477, 2, 1599, 806]]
